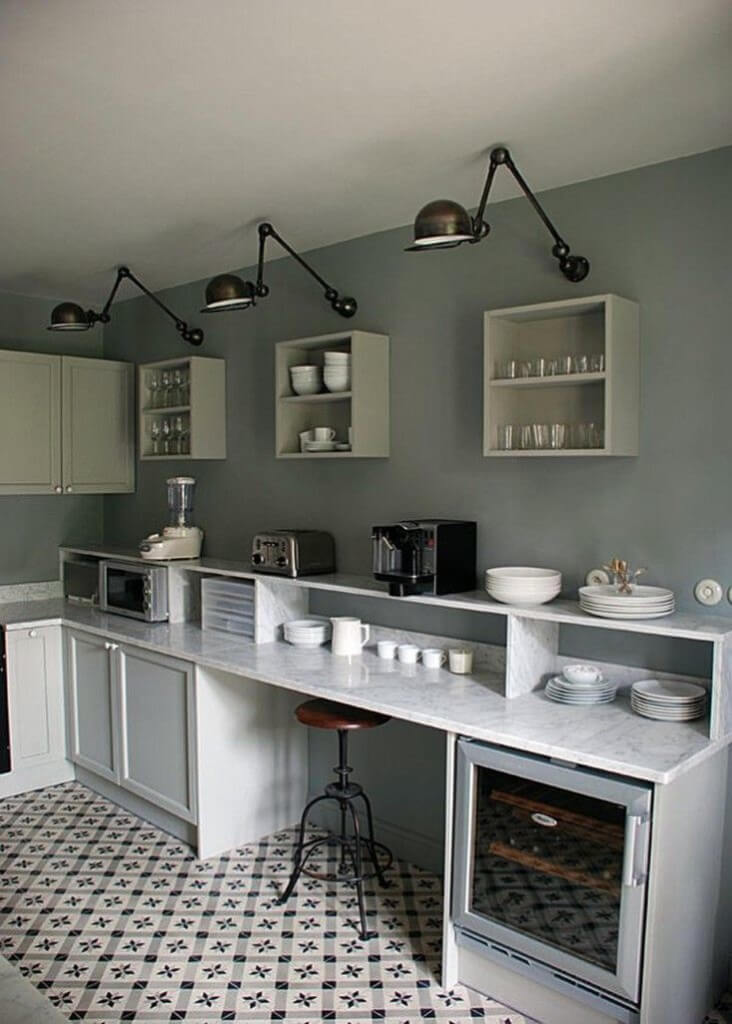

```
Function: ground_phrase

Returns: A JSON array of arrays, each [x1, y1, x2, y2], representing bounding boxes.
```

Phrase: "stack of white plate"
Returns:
[[545, 667, 617, 705], [579, 585, 675, 619], [630, 679, 707, 721], [283, 617, 331, 647], [304, 440, 336, 452], [485, 567, 561, 605], [323, 351, 351, 392], [290, 364, 323, 395]]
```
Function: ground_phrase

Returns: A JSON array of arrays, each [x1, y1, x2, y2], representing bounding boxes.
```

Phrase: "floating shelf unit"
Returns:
[[139, 356, 226, 460], [483, 294, 639, 457], [275, 330, 389, 458]]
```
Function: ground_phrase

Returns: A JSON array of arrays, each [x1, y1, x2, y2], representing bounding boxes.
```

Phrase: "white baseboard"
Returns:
[[0, 759, 74, 800], [307, 800, 444, 875]]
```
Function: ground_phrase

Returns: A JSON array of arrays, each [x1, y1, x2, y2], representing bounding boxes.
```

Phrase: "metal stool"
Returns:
[[277, 698, 393, 939]]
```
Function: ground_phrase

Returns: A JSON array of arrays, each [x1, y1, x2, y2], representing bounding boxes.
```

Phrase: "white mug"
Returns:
[[314, 427, 336, 441], [397, 644, 420, 664], [422, 648, 446, 669], [299, 429, 315, 452], [448, 648, 473, 674], [331, 617, 370, 656], [377, 640, 398, 659]]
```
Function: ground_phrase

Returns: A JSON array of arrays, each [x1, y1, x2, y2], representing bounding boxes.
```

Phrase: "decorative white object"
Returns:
[[695, 579, 723, 606], [483, 294, 640, 457]]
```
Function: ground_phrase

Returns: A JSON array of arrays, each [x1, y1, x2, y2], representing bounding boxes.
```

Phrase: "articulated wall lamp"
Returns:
[[48, 266, 204, 345], [407, 146, 590, 282], [202, 222, 357, 318]]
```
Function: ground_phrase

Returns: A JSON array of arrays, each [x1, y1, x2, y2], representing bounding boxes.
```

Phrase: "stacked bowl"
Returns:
[[290, 364, 322, 396], [323, 350, 351, 392], [485, 567, 561, 605], [283, 617, 331, 647]]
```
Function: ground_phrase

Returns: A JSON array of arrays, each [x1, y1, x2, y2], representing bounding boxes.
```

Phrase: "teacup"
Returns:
[[397, 644, 420, 664], [422, 648, 446, 669], [313, 427, 336, 441], [377, 640, 398, 660]]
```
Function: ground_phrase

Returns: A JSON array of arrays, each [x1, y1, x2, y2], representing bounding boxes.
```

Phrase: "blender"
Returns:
[[139, 477, 204, 560]]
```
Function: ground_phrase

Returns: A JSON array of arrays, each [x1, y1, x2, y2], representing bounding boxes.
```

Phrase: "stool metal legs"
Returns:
[[277, 728, 392, 941]]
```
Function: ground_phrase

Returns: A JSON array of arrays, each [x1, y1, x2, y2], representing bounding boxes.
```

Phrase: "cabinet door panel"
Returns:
[[119, 646, 197, 822], [66, 630, 118, 781], [62, 357, 134, 493], [0, 350, 61, 494], [6, 626, 65, 767]]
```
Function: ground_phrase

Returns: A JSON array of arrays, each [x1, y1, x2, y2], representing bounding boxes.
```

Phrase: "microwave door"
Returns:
[[453, 740, 651, 1006], [106, 567, 145, 614]]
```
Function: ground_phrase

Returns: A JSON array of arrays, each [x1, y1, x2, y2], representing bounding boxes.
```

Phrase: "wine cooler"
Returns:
[[453, 740, 652, 1022]]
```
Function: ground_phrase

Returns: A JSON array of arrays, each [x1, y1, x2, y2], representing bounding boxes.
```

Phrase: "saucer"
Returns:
[[305, 441, 336, 452]]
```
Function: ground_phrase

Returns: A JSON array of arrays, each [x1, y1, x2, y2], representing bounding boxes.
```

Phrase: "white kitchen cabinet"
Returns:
[[62, 356, 135, 493], [66, 629, 119, 782], [65, 629, 197, 823], [0, 350, 62, 494], [5, 625, 66, 771], [0, 349, 134, 495], [118, 644, 197, 823]]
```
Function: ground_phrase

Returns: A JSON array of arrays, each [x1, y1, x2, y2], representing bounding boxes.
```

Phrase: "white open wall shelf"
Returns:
[[275, 330, 389, 458], [483, 294, 640, 457]]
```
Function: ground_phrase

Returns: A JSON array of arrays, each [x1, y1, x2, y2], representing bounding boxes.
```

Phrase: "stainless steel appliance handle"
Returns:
[[622, 813, 648, 887]]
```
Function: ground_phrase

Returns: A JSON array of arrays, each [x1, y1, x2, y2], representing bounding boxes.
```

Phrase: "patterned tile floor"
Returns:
[[0, 783, 527, 1023]]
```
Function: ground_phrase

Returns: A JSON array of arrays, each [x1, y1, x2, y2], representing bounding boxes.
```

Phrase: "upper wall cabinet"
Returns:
[[483, 294, 640, 457], [138, 356, 226, 460], [275, 330, 390, 458], [0, 350, 134, 495]]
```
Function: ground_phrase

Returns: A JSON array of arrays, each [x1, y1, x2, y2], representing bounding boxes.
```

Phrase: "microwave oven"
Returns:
[[99, 560, 169, 622]]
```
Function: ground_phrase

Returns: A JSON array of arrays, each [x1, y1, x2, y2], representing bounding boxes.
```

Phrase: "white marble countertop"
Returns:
[[1, 598, 723, 784]]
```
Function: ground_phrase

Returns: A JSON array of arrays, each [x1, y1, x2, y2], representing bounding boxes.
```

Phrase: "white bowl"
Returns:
[[324, 380, 350, 393], [324, 351, 351, 363], [562, 663, 602, 685], [486, 566, 562, 583], [291, 378, 322, 396], [290, 364, 320, 374]]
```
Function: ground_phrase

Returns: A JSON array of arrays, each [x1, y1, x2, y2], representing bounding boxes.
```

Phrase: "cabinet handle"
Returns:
[[28, 629, 37, 638], [104, 641, 119, 651], [54, 485, 62, 494], [65, 485, 73, 493]]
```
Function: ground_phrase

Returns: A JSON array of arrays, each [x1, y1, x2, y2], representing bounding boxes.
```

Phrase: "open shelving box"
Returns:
[[138, 356, 226, 460], [483, 293, 639, 456], [275, 330, 389, 458]]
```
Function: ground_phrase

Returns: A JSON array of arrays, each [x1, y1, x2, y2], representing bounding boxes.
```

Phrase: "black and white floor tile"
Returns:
[[0, 783, 527, 1022]]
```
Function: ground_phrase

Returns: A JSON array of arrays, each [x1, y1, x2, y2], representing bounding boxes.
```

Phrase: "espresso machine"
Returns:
[[372, 520, 476, 596], [139, 477, 204, 560]]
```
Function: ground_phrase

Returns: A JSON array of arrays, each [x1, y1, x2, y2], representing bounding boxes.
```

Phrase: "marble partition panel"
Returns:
[[255, 578, 309, 643], [0, 580, 63, 603], [505, 617, 559, 698]]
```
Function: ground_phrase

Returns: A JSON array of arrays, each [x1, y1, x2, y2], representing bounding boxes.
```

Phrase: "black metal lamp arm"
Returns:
[[472, 147, 589, 282], [255, 223, 357, 317], [91, 267, 203, 345]]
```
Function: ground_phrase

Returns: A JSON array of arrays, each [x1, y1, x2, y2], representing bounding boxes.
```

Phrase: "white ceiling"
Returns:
[[2, 0, 731, 304]]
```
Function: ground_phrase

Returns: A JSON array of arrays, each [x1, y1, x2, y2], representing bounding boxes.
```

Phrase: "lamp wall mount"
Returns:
[[49, 266, 204, 345], [408, 145, 590, 283]]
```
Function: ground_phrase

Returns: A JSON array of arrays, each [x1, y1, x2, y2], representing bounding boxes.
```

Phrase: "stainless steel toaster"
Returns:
[[251, 530, 336, 577]]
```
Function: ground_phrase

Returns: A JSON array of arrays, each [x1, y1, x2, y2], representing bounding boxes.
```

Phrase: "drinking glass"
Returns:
[[497, 424, 518, 450], [173, 415, 187, 455], [531, 423, 549, 449], [549, 423, 567, 450], [148, 372, 160, 409], [180, 368, 190, 405], [160, 370, 172, 407], [161, 417, 172, 454], [519, 361, 532, 378], [572, 354, 589, 374], [587, 422, 604, 449], [556, 355, 573, 375], [150, 419, 161, 455], [173, 368, 187, 405], [520, 425, 533, 450], [590, 353, 605, 372], [178, 415, 191, 455], [531, 357, 548, 377]]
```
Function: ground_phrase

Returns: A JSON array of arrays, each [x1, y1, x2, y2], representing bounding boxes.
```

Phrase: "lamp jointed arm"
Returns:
[[472, 147, 589, 282], [86, 267, 203, 345], [255, 223, 357, 317]]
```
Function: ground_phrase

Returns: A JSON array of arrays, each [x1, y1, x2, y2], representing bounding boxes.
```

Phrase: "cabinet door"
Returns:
[[118, 645, 197, 822], [66, 629, 119, 782], [0, 350, 62, 494], [62, 356, 134, 493], [6, 626, 65, 768]]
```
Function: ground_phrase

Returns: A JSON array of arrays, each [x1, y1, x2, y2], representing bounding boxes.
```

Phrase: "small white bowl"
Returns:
[[292, 378, 322, 395], [323, 351, 351, 363], [562, 663, 602, 685]]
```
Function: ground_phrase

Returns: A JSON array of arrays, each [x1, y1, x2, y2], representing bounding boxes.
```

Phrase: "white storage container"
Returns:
[[201, 577, 255, 638]]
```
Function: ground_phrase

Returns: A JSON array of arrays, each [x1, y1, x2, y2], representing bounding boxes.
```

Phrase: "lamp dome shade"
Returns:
[[201, 273, 254, 312], [48, 301, 91, 331], [406, 199, 475, 251]]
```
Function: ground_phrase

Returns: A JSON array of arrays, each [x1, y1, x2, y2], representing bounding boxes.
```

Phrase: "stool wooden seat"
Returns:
[[295, 698, 390, 731], [278, 697, 393, 940]]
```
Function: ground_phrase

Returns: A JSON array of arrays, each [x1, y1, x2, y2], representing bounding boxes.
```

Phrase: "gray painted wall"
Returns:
[[0, 291, 104, 584], [101, 147, 732, 867]]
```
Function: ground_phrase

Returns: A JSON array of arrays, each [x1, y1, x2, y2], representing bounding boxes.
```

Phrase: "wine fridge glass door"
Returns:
[[452, 740, 651, 1005]]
